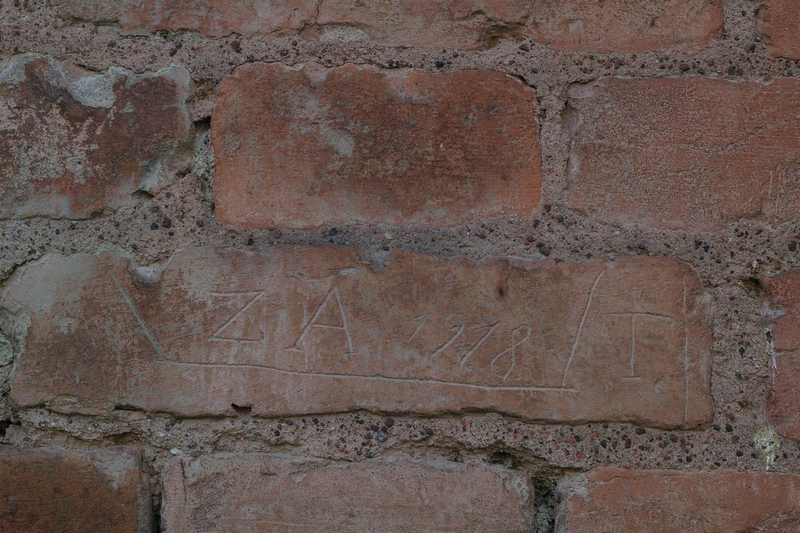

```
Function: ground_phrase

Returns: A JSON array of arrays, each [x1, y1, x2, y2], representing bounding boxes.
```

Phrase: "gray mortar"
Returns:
[[1, 0, 799, 531]]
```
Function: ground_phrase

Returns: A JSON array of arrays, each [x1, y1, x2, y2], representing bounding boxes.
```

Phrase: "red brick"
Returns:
[[763, 272, 800, 439], [0, 446, 152, 533], [162, 454, 532, 532], [55, 0, 528, 45], [758, 0, 800, 59], [528, 0, 722, 52], [54, 0, 720, 51], [565, 77, 800, 232], [212, 63, 541, 229], [556, 468, 800, 532], [315, 0, 531, 48], [0, 55, 191, 219], [5, 247, 711, 427]]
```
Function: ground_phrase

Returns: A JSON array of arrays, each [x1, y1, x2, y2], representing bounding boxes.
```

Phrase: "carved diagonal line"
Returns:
[[561, 269, 605, 388], [459, 322, 500, 369], [407, 313, 430, 343], [291, 287, 354, 355], [109, 273, 165, 360], [208, 291, 265, 342]]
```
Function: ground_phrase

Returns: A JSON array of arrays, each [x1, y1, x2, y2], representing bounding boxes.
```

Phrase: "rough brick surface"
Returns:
[[0, 446, 152, 533], [162, 454, 533, 532], [565, 77, 800, 232], [556, 468, 800, 532], [315, 0, 531, 48], [51, 0, 317, 37], [758, 0, 800, 60], [54, 0, 529, 45], [763, 272, 800, 440], [528, 0, 722, 52], [5, 246, 711, 426], [51, 0, 124, 22], [120, 0, 317, 38], [212, 63, 541, 229], [0, 54, 191, 219], [52, 0, 722, 51]]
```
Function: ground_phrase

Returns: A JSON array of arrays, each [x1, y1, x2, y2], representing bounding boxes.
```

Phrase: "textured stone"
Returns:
[[162, 454, 533, 532], [763, 272, 800, 439], [0, 446, 152, 533], [758, 0, 800, 59], [556, 468, 800, 532], [565, 77, 800, 232], [0, 54, 191, 219], [528, 0, 722, 52], [5, 246, 711, 426], [212, 63, 541, 229]]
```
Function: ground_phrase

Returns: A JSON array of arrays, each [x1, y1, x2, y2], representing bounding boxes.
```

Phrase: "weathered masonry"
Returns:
[[5, 247, 711, 426], [1, 0, 799, 531]]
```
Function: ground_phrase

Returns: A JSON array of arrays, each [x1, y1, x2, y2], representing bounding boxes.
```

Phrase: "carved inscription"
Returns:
[[3, 247, 713, 426], [602, 313, 675, 380], [290, 287, 355, 357]]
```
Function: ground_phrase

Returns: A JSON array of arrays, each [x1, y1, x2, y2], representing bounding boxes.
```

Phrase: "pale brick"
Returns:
[[758, 0, 800, 59], [0, 446, 152, 533], [565, 77, 800, 232], [529, 0, 722, 52], [162, 454, 532, 532], [4, 247, 711, 426], [0, 54, 191, 219], [556, 468, 800, 532], [212, 63, 541, 229]]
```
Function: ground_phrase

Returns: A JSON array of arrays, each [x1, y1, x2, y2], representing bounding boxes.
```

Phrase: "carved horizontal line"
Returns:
[[207, 338, 264, 343], [161, 361, 579, 393]]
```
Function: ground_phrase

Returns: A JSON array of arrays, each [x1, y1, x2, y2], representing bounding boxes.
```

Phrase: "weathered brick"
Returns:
[[120, 0, 317, 38], [315, 0, 531, 48], [565, 77, 800, 232], [53, 0, 720, 51], [0, 446, 152, 533], [556, 468, 800, 532], [0, 54, 191, 219], [763, 272, 800, 439], [51, 0, 317, 37], [528, 0, 722, 52], [758, 0, 800, 59], [5, 246, 712, 426], [212, 63, 541, 229], [51, 0, 124, 22], [58, 0, 526, 45], [162, 454, 532, 532]]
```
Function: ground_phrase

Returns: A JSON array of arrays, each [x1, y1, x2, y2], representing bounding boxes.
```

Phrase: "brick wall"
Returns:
[[0, 1, 799, 531]]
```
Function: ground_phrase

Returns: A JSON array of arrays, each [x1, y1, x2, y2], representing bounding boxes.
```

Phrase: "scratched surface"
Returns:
[[161, 454, 533, 533], [3, 247, 712, 426]]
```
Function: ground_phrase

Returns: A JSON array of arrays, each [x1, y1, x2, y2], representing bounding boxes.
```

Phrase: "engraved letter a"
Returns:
[[290, 287, 355, 357]]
